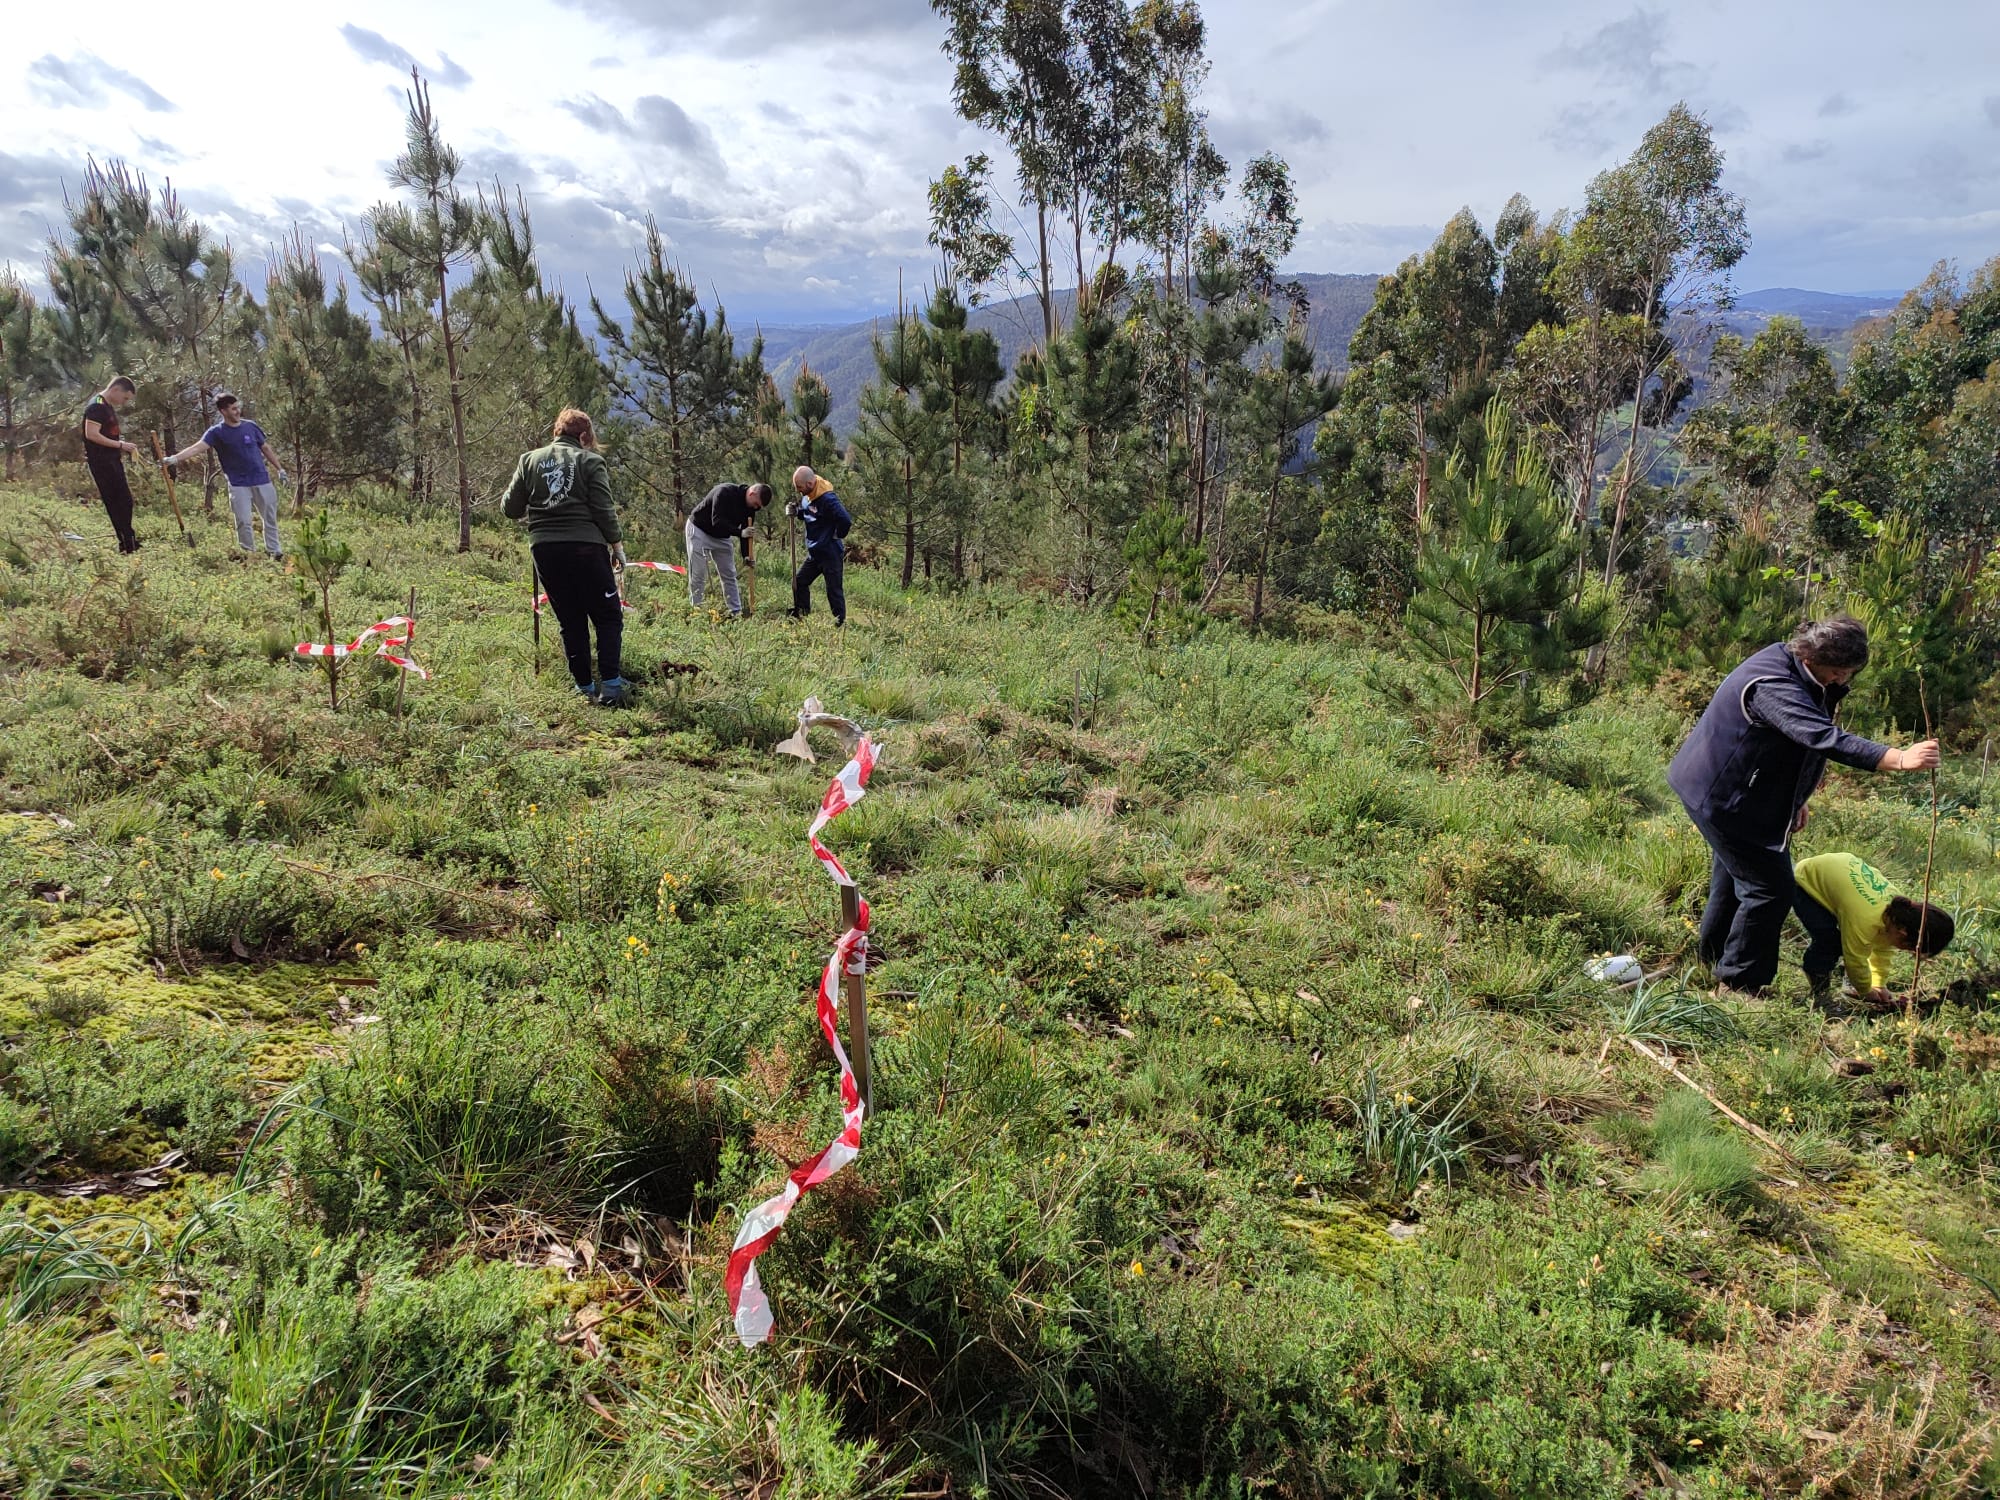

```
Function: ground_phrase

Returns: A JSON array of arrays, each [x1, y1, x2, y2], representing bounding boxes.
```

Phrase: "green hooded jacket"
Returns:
[[502, 436, 622, 547]]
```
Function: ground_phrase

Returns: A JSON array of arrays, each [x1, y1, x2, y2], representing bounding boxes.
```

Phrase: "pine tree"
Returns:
[[1043, 307, 1142, 600], [344, 223, 432, 502], [593, 221, 759, 524], [919, 283, 1004, 581], [266, 230, 400, 511], [1406, 399, 1609, 737], [857, 306, 947, 586], [371, 71, 482, 551], [0, 273, 53, 481], [1243, 326, 1337, 628]]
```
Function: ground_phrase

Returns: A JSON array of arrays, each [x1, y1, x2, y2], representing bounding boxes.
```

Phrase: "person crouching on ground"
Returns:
[[687, 479, 770, 617], [162, 392, 287, 559], [787, 465, 852, 626], [1666, 615, 1940, 995], [504, 409, 630, 706], [1794, 852, 1954, 1011]]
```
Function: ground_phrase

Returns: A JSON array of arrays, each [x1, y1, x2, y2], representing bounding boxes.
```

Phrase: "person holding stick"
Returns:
[[786, 465, 852, 626], [1667, 616, 1940, 995], [687, 480, 771, 617], [161, 393, 287, 559], [80, 376, 142, 553], [503, 409, 629, 706]]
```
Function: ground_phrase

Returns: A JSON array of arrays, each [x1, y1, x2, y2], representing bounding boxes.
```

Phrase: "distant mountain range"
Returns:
[[742, 279, 1904, 435]]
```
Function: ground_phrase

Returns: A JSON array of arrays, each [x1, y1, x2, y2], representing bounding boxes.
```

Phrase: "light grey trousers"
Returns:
[[684, 519, 742, 615], [229, 483, 282, 555]]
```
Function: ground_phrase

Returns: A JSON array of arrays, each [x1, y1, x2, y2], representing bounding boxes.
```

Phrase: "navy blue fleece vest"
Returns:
[[1667, 642, 1844, 850]]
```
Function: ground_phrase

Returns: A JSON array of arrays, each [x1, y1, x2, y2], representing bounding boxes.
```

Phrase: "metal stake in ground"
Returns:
[[530, 558, 542, 676], [147, 434, 194, 547], [841, 881, 873, 1116], [1909, 669, 1943, 1025], [396, 587, 417, 721]]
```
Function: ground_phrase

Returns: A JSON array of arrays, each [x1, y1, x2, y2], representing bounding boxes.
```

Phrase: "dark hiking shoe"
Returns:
[[595, 678, 630, 708], [573, 681, 599, 703]]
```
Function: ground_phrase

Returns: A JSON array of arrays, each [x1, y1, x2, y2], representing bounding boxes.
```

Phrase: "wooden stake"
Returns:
[[1909, 669, 1942, 1028], [395, 586, 416, 721], [743, 533, 756, 615], [840, 882, 873, 1116], [148, 434, 193, 546], [1621, 1034, 1806, 1178], [531, 558, 542, 676]]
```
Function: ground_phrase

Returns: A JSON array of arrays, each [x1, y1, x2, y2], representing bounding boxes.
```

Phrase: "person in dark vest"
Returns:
[[786, 465, 852, 626], [503, 408, 629, 705], [1666, 616, 1940, 994]]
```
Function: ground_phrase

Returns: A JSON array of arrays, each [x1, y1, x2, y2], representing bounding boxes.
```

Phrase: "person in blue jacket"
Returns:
[[1666, 616, 1940, 993], [787, 465, 853, 626]]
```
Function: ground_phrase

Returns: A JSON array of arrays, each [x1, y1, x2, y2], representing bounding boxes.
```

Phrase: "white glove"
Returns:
[[613, 543, 629, 568]]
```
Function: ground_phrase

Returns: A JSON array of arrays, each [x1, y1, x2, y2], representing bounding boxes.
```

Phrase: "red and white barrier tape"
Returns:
[[294, 616, 430, 679], [725, 734, 878, 1347], [534, 562, 686, 618]]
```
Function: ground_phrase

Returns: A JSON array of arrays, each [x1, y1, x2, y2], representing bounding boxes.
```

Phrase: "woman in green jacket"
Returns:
[[503, 409, 629, 705]]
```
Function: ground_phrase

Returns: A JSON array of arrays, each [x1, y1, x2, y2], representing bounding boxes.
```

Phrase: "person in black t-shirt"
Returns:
[[686, 481, 771, 616], [81, 376, 141, 553]]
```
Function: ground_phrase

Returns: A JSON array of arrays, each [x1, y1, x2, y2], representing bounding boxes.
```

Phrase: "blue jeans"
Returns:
[[1690, 812, 1796, 991], [1793, 886, 1844, 986]]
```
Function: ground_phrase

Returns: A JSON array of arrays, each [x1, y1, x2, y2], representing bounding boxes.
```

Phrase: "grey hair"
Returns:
[[1789, 615, 1870, 670]]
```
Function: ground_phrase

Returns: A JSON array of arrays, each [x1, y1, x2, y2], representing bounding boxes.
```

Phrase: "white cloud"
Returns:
[[3, 0, 1998, 320]]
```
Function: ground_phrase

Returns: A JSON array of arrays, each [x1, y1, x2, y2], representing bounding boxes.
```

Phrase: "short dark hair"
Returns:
[[215, 392, 239, 409], [1789, 615, 1870, 671], [1887, 897, 1955, 956], [748, 483, 773, 505], [108, 376, 136, 394]]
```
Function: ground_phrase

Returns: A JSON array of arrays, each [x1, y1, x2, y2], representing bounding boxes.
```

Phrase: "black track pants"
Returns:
[[533, 540, 623, 688]]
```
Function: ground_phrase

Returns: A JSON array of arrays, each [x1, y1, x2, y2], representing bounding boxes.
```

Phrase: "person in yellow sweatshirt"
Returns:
[[1792, 852, 1954, 1008]]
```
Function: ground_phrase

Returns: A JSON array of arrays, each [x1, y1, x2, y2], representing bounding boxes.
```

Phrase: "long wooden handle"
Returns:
[[148, 434, 187, 529]]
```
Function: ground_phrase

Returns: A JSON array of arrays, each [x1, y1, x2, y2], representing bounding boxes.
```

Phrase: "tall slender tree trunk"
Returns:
[[434, 256, 473, 552], [1411, 400, 1430, 553], [2, 386, 13, 480], [1253, 468, 1282, 630], [1601, 372, 1649, 587], [901, 454, 915, 587], [1036, 199, 1055, 343]]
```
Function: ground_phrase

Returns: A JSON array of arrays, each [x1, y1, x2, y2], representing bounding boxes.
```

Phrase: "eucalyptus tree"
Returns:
[[1567, 103, 1747, 583]]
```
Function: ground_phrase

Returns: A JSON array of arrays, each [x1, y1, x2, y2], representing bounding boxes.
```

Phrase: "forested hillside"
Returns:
[[4, 1, 2000, 1495]]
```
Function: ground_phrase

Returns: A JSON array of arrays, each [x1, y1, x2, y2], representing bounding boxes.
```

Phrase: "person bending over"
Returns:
[[163, 392, 287, 558], [787, 465, 852, 626], [81, 377, 141, 553], [1793, 852, 1953, 1010], [503, 409, 629, 706], [687, 479, 770, 617], [1666, 615, 1939, 994]]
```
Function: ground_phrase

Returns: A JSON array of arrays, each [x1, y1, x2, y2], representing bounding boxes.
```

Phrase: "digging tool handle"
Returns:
[[149, 434, 191, 541], [841, 882, 873, 1116], [531, 558, 542, 675]]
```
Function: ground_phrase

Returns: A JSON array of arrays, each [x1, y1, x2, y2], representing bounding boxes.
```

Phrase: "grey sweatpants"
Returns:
[[684, 519, 742, 615], [230, 483, 282, 555]]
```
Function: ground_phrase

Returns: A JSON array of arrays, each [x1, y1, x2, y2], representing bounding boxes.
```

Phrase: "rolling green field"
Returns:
[[2, 482, 1997, 1498]]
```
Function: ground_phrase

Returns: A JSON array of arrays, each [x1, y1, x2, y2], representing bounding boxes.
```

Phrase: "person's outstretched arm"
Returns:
[[501, 454, 532, 520], [1745, 678, 1903, 770]]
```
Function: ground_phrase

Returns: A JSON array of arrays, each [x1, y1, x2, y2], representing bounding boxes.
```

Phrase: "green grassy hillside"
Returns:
[[2, 484, 1997, 1497]]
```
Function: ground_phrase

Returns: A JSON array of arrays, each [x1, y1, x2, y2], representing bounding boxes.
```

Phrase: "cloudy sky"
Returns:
[[4, 0, 1997, 324]]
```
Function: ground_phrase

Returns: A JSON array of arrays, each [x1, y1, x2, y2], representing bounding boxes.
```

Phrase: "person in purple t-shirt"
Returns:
[[163, 392, 288, 558]]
